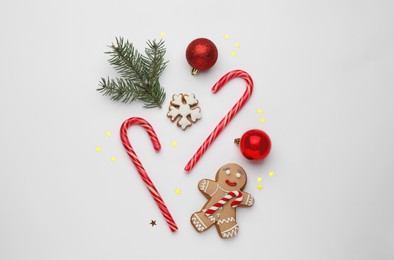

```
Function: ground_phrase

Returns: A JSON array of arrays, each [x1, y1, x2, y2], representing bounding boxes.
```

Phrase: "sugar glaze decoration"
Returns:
[[167, 93, 202, 130]]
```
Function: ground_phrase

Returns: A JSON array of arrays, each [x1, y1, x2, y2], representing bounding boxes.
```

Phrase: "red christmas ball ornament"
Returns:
[[186, 38, 218, 76], [234, 129, 271, 161]]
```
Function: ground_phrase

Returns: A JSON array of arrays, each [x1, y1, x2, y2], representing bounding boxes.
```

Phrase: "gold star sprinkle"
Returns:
[[257, 184, 263, 190], [105, 131, 111, 137], [231, 51, 237, 56], [224, 34, 229, 40], [96, 146, 102, 152], [257, 108, 262, 114], [150, 220, 157, 227], [160, 32, 166, 38], [171, 141, 177, 147], [257, 176, 262, 182], [175, 189, 182, 195], [234, 42, 240, 47], [269, 171, 274, 177], [111, 156, 117, 161], [260, 118, 266, 123]]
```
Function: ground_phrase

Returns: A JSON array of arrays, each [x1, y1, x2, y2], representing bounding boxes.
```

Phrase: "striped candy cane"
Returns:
[[185, 70, 254, 172], [120, 117, 178, 232], [204, 191, 243, 217]]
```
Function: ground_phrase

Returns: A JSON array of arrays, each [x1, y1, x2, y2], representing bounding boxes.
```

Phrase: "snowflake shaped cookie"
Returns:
[[167, 93, 202, 130]]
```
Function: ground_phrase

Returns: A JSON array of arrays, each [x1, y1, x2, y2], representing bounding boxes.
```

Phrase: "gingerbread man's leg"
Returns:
[[215, 216, 239, 239], [190, 211, 215, 233]]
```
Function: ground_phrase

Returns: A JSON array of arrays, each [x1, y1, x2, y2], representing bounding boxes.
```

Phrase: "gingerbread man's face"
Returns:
[[215, 163, 247, 191]]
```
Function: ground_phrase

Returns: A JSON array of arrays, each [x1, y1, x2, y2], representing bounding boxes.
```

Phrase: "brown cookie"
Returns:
[[190, 163, 254, 239], [167, 93, 202, 130]]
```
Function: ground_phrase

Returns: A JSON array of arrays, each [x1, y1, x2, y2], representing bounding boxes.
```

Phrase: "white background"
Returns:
[[1, 0, 394, 259]]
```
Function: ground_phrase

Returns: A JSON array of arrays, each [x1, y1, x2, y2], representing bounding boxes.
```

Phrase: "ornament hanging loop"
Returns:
[[191, 68, 199, 76]]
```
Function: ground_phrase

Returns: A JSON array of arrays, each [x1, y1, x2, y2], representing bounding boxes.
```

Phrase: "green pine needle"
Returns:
[[97, 37, 167, 108]]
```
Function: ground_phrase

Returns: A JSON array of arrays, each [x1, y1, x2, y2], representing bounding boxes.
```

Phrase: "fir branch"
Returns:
[[144, 40, 167, 85], [97, 37, 167, 108]]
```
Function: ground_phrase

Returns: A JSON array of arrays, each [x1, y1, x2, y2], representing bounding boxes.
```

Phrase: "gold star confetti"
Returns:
[[260, 118, 266, 123], [105, 131, 111, 137], [269, 171, 274, 177], [111, 156, 117, 161], [96, 146, 102, 152], [257, 184, 263, 190], [231, 51, 237, 57], [160, 32, 166, 38], [257, 176, 262, 182], [171, 141, 177, 147], [175, 189, 182, 195], [257, 108, 262, 114], [234, 42, 240, 47], [224, 34, 229, 40], [150, 220, 157, 227]]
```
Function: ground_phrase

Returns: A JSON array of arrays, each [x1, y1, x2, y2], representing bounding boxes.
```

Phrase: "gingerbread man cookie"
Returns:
[[190, 163, 254, 239]]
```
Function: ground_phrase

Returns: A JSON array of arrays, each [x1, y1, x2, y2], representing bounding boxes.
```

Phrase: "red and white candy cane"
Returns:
[[185, 70, 254, 172], [204, 191, 243, 217], [120, 117, 178, 232]]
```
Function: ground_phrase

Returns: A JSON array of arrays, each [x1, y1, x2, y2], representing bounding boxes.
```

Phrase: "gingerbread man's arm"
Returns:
[[198, 179, 219, 197], [239, 191, 254, 207]]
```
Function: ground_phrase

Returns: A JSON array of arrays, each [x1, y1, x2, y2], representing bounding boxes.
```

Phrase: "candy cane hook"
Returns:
[[120, 117, 178, 232], [185, 70, 253, 172]]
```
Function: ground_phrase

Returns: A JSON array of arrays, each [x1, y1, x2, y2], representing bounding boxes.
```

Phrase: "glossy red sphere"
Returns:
[[239, 129, 271, 161], [186, 38, 218, 71]]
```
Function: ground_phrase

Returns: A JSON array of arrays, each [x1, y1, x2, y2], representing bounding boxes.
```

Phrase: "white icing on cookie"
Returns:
[[167, 94, 202, 130]]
